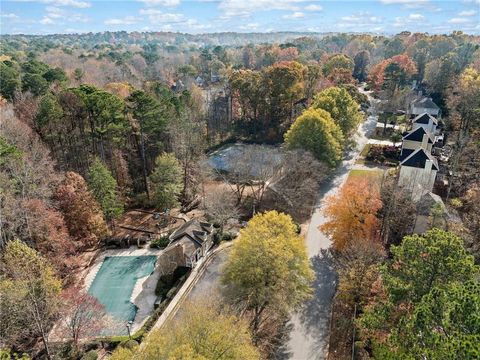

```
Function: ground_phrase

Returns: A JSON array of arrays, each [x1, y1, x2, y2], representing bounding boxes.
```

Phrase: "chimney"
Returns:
[[421, 133, 429, 150], [424, 159, 433, 173]]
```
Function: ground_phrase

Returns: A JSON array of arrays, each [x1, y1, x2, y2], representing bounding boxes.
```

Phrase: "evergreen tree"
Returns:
[[87, 158, 123, 222], [149, 153, 183, 211]]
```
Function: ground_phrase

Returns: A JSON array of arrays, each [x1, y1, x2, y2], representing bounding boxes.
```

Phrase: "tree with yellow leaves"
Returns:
[[109, 300, 260, 360], [0, 240, 62, 359], [320, 179, 382, 251], [222, 211, 314, 342]]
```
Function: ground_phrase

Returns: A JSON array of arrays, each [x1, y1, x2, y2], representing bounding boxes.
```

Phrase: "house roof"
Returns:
[[403, 127, 434, 143], [400, 148, 439, 171], [412, 98, 440, 110], [169, 219, 213, 248], [400, 148, 415, 161], [413, 113, 438, 125]]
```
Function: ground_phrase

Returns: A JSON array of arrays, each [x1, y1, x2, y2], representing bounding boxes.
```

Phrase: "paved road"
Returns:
[[278, 94, 378, 360], [171, 91, 378, 359]]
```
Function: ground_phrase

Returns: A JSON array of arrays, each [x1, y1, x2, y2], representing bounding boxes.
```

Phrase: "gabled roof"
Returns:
[[412, 98, 440, 110], [413, 113, 438, 125], [400, 148, 438, 171], [403, 127, 434, 143], [400, 148, 415, 161], [169, 219, 213, 247]]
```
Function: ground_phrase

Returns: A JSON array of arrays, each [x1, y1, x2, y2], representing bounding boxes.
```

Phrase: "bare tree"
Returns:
[[0, 105, 60, 245], [244, 145, 282, 211], [168, 106, 206, 205], [59, 287, 107, 348], [204, 188, 239, 236], [379, 174, 416, 247], [214, 145, 282, 210], [269, 150, 330, 219]]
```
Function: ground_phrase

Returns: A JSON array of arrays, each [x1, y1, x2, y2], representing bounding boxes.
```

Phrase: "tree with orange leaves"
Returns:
[[320, 178, 382, 251], [368, 54, 417, 91], [54, 171, 109, 249]]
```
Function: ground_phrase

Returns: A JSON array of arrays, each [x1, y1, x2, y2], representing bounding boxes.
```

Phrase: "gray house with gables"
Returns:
[[168, 220, 214, 268]]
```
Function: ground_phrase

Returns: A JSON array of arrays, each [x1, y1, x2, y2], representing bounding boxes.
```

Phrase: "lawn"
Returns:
[[347, 169, 384, 184], [356, 144, 372, 164], [360, 144, 372, 157]]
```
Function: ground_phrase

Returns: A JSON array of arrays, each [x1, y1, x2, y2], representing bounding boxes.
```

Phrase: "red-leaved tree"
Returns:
[[60, 287, 107, 347], [368, 54, 417, 90]]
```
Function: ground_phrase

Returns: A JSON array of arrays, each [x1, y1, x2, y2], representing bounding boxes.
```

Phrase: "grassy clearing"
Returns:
[[356, 144, 372, 165], [359, 144, 372, 157], [347, 169, 384, 184]]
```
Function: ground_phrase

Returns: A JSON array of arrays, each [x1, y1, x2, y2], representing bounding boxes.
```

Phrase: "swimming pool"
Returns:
[[87, 255, 157, 331]]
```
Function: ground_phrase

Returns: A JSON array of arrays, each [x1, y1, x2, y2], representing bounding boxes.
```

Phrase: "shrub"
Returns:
[[391, 131, 403, 143], [150, 236, 170, 249], [293, 222, 302, 234], [366, 145, 399, 164], [213, 232, 221, 245], [81, 350, 98, 360], [450, 198, 463, 208], [83, 341, 101, 352], [222, 233, 234, 241], [120, 339, 139, 350]]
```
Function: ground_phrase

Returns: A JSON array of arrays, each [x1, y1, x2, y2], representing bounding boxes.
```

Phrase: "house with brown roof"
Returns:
[[168, 220, 214, 268]]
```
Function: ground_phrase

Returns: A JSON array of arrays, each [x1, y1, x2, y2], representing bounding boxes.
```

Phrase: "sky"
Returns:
[[0, 0, 479, 35]]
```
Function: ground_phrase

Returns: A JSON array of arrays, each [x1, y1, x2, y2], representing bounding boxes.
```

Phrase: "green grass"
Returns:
[[356, 144, 372, 165], [359, 144, 372, 157], [347, 169, 384, 184]]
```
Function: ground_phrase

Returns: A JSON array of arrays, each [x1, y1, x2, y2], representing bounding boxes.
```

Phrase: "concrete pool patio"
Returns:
[[83, 246, 165, 335]]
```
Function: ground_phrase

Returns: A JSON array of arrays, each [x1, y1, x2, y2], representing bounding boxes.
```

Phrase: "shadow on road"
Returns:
[[275, 250, 337, 360]]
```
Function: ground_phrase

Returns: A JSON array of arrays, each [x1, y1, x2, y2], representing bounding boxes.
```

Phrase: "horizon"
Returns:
[[1, 0, 479, 36]]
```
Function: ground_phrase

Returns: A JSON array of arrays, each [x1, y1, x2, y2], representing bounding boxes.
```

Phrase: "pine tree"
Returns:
[[87, 158, 123, 222]]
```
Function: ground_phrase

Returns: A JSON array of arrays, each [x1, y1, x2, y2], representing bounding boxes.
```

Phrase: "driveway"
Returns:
[[171, 248, 230, 321], [277, 96, 378, 360]]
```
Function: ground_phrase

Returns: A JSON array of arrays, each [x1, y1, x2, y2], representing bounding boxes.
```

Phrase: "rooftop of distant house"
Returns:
[[413, 113, 438, 125], [412, 97, 440, 110]]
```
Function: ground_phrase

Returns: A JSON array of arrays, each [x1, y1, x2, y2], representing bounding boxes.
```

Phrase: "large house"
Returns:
[[168, 220, 214, 268], [400, 127, 434, 160], [398, 148, 439, 201], [411, 113, 438, 134], [410, 97, 440, 117], [398, 97, 443, 201]]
